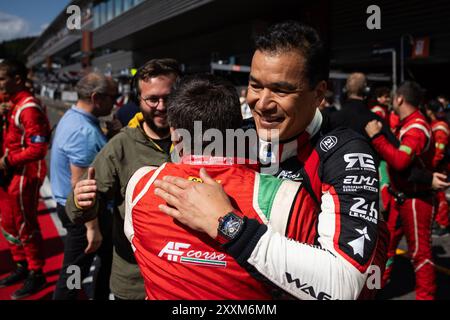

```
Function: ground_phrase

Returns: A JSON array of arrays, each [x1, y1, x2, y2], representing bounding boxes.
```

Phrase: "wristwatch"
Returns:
[[216, 211, 245, 245]]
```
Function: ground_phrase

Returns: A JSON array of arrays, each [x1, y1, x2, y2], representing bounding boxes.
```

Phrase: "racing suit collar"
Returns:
[[10, 90, 31, 105], [399, 109, 421, 125], [258, 108, 323, 164], [180, 155, 259, 171]]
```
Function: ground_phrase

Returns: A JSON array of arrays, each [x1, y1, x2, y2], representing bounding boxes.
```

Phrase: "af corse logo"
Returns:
[[158, 241, 227, 268]]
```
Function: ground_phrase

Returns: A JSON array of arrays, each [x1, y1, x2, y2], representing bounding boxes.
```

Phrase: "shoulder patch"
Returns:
[[315, 126, 368, 159], [319, 136, 338, 152], [30, 135, 48, 143]]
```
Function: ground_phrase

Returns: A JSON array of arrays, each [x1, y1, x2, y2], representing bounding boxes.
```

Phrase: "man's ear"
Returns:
[[170, 127, 185, 158], [91, 92, 100, 106], [170, 127, 181, 145], [170, 127, 176, 141], [314, 80, 327, 107]]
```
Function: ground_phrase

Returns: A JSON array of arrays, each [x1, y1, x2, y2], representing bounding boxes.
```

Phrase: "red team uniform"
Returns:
[[389, 111, 401, 131], [370, 103, 390, 124], [371, 109, 436, 299], [125, 159, 273, 300], [431, 120, 450, 228], [0, 90, 50, 271]]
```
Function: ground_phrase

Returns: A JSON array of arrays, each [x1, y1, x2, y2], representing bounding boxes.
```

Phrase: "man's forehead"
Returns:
[[139, 74, 175, 86], [139, 75, 175, 94], [252, 49, 305, 65], [250, 50, 305, 84]]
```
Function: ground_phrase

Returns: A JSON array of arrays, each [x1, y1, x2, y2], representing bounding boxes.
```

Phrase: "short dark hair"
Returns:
[[134, 58, 181, 96], [167, 73, 242, 137], [375, 86, 391, 98], [396, 81, 424, 107], [0, 59, 28, 82], [254, 20, 329, 89]]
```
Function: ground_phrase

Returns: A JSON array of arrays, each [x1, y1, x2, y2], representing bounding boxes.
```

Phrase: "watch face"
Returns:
[[220, 213, 243, 239], [223, 219, 241, 237]]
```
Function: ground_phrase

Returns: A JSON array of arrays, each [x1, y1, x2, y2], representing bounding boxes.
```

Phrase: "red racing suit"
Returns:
[[125, 158, 273, 300], [0, 93, 8, 153], [369, 104, 393, 214], [389, 111, 400, 132], [370, 103, 389, 124], [0, 90, 50, 271], [371, 109, 436, 300], [431, 120, 450, 228], [431, 120, 449, 168], [125, 110, 388, 300]]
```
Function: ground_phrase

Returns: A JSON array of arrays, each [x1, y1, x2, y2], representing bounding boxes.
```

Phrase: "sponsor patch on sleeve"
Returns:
[[30, 135, 48, 143]]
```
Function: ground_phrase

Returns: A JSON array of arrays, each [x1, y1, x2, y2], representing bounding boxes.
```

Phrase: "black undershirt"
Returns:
[[152, 136, 172, 155]]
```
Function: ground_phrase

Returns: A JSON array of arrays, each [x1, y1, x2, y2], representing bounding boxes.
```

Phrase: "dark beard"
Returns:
[[143, 111, 170, 137]]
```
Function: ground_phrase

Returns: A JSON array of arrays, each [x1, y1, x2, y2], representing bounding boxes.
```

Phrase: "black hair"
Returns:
[[0, 59, 28, 82], [374, 86, 391, 98], [254, 20, 329, 89], [396, 81, 424, 107], [426, 99, 443, 113], [167, 73, 242, 145]]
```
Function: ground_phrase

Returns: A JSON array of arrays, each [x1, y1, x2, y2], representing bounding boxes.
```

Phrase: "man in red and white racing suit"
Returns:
[[426, 103, 450, 232], [426, 100, 450, 236], [432, 118, 450, 230], [126, 157, 275, 300], [430, 119, 449, 169], [0, 60, 50, 298], [366, 81, 436, 300]]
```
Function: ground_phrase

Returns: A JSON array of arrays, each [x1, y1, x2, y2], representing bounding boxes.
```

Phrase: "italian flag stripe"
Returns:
[[256, 174, 283, 220], [181, 257, 226, 266]]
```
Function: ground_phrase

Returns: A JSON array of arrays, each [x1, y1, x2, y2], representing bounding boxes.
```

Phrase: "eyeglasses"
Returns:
[[139, 95, 169, 108]]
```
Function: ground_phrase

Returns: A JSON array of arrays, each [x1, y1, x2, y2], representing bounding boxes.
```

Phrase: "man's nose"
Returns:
[[156, 99, 166, 111], [256, 89, 275, 112]]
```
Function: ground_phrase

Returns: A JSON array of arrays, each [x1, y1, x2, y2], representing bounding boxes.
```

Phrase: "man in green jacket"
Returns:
[[65, 58, 180, 299]]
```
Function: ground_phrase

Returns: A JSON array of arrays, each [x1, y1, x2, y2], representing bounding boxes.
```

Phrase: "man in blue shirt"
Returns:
[[50, 72, 117, 299]]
